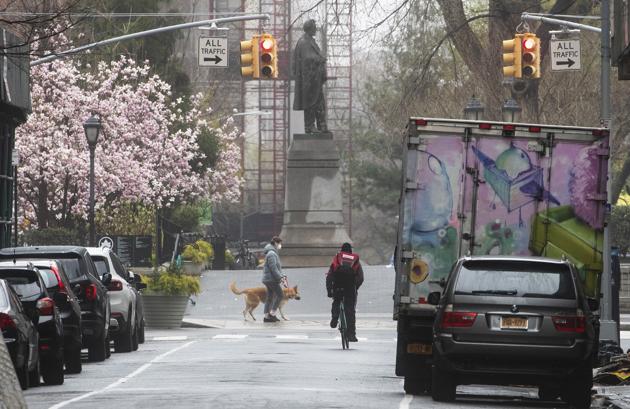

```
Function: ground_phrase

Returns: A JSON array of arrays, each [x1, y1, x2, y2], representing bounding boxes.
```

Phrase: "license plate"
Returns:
[[407, 343, 432, 355], [500, 316, 528, 330]]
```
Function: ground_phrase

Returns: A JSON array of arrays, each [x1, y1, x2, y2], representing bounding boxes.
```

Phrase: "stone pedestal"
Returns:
[[279, 132, 351, 267]]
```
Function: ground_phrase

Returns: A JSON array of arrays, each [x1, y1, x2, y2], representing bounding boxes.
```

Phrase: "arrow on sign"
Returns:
[[556, 58, 575, 68], [204, 55, 223, 64]]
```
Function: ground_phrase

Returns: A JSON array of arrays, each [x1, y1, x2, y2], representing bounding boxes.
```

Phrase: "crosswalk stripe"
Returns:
[[152, 336, 188, 341], [276, 334, 308, 340], [213, 334, 248, 339]]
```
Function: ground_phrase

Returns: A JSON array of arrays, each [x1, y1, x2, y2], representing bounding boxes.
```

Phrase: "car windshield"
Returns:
[[454, 260, 576, 300], [0, 271, 42, 301], [57, 258, 84, 281], [37, 268, 59, 289], [91, 256, 109, 278]]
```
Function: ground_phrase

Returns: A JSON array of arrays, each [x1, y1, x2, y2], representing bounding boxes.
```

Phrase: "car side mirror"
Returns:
[[53, 292, 68, 308], [587, 297, 600, 312], [439, 278, 447, 288], [428, 291, 441, 305], [136, 282, 147, 291], [101, 273, 112, 286]]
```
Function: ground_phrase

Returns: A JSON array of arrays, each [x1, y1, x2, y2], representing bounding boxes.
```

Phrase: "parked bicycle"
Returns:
[[233, 240, 258, 270]]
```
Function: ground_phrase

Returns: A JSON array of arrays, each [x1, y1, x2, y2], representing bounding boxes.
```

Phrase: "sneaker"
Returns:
[[264, 315, 279, 323], [348, 334, 358, 342], [330, 317, 338, 328]]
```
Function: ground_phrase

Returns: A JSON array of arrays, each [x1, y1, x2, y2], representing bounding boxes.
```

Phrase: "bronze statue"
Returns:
[[292, 19, 328, 133]]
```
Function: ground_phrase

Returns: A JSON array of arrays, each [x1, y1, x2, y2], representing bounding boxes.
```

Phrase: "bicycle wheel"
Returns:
[[339, 304, 349, 350]]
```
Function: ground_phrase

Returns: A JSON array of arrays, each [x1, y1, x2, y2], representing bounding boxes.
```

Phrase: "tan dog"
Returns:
[[230, 281, 301, 321]]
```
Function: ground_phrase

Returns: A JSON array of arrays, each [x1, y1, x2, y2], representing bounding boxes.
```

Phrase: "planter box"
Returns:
[[143, 294, 189, 329], [182, 261, 203, 275]]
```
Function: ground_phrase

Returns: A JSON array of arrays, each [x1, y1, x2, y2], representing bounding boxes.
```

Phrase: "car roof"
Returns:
[[0, 246, 89, 256], [85, 247, 110, 256], [461, 255, 570, 265]]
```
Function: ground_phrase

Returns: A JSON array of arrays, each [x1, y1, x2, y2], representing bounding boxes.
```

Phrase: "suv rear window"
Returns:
[[454, 260, 576, 300], [0, 270, 42, 301], [57, 258, 84, 281], [37, 268, 59, 289], [91, 256, 109, 278]]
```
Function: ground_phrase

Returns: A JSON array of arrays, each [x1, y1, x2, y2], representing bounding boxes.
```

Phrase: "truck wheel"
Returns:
[[562, 364, 592, 409], [538, 385, 560, 401], [431, 365, 456, 402], [88, 331, 107, 362], [404, 376, 430, 395], [42, 353, 64, 385], [64, 348, 82, 374]]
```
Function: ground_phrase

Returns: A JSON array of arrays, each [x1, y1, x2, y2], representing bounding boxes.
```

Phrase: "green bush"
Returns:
[[22, 227, 80, 246], [224, 249, 235, 267], [141, 264, 201, 296], [181, 240, 213, 264]]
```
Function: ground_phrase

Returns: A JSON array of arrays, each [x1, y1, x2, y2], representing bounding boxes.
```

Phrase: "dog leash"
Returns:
[[280, 275, 288, 288]]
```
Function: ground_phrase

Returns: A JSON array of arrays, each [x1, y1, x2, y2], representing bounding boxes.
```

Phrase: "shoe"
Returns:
[[330, 317, 338, 328], [348, 334, 358, 342], [264, 315, 280, 323]]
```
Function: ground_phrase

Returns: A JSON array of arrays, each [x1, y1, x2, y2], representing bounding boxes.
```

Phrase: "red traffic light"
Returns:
[[522, 37, 536, 51], [261, 38, 274, 51]]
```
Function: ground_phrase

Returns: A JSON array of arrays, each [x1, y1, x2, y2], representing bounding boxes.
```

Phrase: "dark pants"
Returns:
[[304, 92, 327, 133], [331, 290, 357, 335], [263, 281, 283, 315]]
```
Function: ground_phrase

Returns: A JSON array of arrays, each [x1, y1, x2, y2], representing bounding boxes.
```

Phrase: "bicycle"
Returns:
[[338, 295, 350, 350], [233, 240, 257, 270]]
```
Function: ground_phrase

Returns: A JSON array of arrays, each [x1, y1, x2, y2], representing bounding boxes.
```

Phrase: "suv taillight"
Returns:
[[36, 297, 55, 316], [85, 284, 98, 301], [441, 311, 478, 328], [108, 280, 123, 291], [0, 313, 16, 330], [51, 264, 65, 291], [552, 315, 586, 333]]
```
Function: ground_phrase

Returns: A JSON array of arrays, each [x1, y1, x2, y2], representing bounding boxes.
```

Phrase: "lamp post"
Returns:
[[463, 96, 484, 120], [83, 114, 101, 247], [501, 99, 522, 123]]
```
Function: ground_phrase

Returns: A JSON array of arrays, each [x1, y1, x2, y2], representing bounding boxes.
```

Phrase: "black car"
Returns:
[[0, 279, 39, 389], [430, 256, 597, 408], [0, 265, 65, 385], [0, 259, 83, 373], [0, 246, 112, 362]]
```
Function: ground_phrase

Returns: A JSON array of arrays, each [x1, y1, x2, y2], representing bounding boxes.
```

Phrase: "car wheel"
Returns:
[[538, 385, 561, 401], [114, 315, 134, 353], [17, 356, 29, 390], [64, 347, 82, 374], [105, 333, 111, 358], [87, 330, 107, 362], [42, 352, 64, 385], [404, 375, 430, 395], [28, 358, 40, 387], [562, 364, 593, 409], [431, 365, 456, 402], [138, 319, 145, 344]]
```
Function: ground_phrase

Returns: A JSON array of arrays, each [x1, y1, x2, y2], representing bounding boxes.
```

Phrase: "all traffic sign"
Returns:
[[199, 37, 228, 67], [550, 39, 581, 71]]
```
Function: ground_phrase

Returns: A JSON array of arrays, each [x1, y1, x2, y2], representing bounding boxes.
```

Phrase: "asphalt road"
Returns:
[[20, 265, 594, 408]]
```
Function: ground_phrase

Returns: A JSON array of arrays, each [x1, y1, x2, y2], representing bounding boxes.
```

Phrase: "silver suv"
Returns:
[[430, 256, 597, 408]]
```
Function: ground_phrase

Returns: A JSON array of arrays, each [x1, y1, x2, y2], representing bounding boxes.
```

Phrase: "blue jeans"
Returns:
[[263, 281, 283, 314]]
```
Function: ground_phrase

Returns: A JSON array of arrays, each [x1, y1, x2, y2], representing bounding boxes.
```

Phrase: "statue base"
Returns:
[[279, 132, 351, 267]]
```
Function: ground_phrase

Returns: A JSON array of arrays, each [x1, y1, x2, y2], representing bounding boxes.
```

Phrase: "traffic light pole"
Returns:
[[31, 14, 270, 67], [522, 3, 618, 345]]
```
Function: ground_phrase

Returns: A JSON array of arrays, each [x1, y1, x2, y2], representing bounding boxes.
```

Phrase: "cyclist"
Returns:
[[326, 242, 364, 342]]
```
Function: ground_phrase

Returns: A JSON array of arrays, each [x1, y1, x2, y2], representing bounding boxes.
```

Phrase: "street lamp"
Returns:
[[463, 96, 484, 120], [84, 114, 101, 247], [501, 98, 522, 123]]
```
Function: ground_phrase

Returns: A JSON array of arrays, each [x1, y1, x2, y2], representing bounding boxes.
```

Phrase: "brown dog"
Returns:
[[230, 281, 300, 321]]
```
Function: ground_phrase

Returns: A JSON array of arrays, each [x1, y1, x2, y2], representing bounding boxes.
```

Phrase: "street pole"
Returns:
[[89, 145, 95, 247]]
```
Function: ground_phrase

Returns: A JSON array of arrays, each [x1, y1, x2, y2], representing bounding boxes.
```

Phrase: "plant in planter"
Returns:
[[181, 240, 214, 273], [140, 264, 201, 328]]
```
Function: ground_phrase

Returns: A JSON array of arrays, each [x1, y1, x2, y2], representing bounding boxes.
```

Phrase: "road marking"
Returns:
[[213, 334, 248, 339], [399, 394, 413, 409], [152, 336, 188, 341], [276, 334, 308, 340], [48, 341, 196, 409]]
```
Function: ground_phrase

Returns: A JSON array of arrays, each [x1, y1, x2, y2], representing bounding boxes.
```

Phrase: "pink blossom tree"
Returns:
[[17, 43, 242, 231]]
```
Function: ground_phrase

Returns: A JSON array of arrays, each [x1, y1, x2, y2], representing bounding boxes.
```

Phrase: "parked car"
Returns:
[[0, 259, 83, 373], [0, 265, 65, 385], [87, 247, 145, 352], [0, 279, 39, 389], [430, 256, 597, 409], [0, 246, 112, 362]]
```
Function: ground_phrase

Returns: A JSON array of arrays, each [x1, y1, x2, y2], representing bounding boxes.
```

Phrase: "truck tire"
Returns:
[[562, 364, 592, 409], [431, 365, 456, 402], [88, 331, 107, 362], [404, 375, 430, 395], [64, 347, 82, 374]]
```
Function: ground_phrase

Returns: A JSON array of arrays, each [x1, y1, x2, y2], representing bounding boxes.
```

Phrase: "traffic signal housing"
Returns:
[[502, 35, 522, 78], [259, 33, 278, 79], [521, 33, 541, 79], [240, 34, 260, 78]]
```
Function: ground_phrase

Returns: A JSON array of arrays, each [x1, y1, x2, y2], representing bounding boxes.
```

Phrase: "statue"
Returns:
[[292, 19, 328, 133]]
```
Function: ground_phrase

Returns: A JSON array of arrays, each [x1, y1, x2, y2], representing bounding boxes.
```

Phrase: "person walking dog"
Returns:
[[262, 236, 284, 322]]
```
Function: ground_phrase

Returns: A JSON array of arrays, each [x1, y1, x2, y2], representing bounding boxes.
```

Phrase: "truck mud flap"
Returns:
[[396, 315, 434, 377]]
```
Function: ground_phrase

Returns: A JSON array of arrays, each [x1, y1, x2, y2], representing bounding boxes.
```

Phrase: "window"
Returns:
[[58, 258, 84, 281], [110, 252, 128, 280], [37, 268, 59, 289], [91, 256, 110, 278], [454, 260, 576, 300], [0, 271, 42, 301]]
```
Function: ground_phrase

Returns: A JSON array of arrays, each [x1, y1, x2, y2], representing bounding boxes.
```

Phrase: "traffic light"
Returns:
[[259, 33, 278, 79], [521, 33, 540, 79], [240, 34, 260, 78], [502, 35, 522, 78]]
